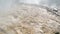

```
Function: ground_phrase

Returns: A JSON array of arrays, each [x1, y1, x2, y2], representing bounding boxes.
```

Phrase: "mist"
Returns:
[[0, 0, 60, 12]]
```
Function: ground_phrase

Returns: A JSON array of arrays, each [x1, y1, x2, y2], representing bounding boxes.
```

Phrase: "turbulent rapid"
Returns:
[[0, 0, 60, 34]]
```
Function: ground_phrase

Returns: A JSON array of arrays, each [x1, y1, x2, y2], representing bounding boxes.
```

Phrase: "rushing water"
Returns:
[[0, 0, 60, 34]]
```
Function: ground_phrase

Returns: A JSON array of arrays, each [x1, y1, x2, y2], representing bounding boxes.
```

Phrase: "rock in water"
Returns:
[[0, 4, 60, 34]]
